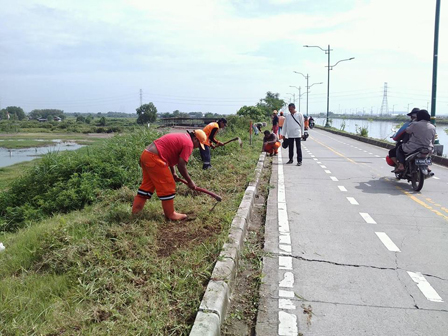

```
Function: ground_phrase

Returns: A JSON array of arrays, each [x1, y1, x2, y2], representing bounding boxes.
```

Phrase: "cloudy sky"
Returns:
[[1, 0, 447, 116]]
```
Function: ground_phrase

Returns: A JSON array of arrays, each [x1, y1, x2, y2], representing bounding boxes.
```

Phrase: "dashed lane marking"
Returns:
[[360, 212, 377, 224], [347, 197, 359, 205], [375, 232, 401, 252], [407, 271, 444, 302], [330, 176, 339, 181], [338, 186, 347, 192]]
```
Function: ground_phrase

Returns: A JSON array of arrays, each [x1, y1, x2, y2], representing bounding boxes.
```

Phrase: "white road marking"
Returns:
[[279, 244, 292, 254], [279, 290, 295, 298], [407, 271, 444, 302], [279, 299, 296, 310], [375, 232, 401, 252], [433, 176, 440, 180], [347, 197, 359, 205], [279, 256, 292, 270], [279, 311, 298, 336], [359, 212, 376, 224], [325, 170, 331, 174], [310, 155, 315, 158], [279, 233, 291, 245], [365, 183, 372, 187], [320, 165, 327, 168], [330, 176, 339, 181], [317, 161, 322, 164], [313, 158, 318, 160], [279, 272, 294, 288], [369, 152, 373, 154], [375, 155, 380, 157], [338, 186, 347, 192]]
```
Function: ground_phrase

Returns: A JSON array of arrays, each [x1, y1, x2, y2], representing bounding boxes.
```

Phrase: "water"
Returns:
[[0, 141, 84, 168], [315, 118, 448, 150]]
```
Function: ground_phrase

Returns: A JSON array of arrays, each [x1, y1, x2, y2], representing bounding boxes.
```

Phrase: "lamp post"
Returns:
[[286, 92, 296, 104], [304, 44, 354, 127], [293, 72, 323, 117], [289, 86, 306, 112]]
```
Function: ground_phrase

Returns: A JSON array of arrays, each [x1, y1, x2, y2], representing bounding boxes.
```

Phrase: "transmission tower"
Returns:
[[380, 82, 389, 116]]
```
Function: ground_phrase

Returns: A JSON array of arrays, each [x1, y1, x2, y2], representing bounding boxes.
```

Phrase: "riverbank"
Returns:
[[0, 133, 114, 149]]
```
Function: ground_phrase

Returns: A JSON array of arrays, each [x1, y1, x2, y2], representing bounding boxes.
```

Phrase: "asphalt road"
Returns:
[[257, 128, 448, 336]]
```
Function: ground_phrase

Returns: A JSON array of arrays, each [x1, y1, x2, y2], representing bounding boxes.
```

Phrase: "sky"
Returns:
[[1, 0, 447, 116]]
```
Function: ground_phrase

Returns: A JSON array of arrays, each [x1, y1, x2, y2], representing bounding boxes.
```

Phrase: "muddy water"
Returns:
[[0, 141, 84, 168]]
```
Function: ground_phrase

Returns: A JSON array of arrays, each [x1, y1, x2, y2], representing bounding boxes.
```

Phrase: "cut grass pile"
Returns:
[[0, 121, 266, 335]]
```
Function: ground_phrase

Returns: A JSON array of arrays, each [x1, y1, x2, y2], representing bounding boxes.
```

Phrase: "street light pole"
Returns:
[[304, 45, 354, 127], [293, 72, 309, 115], [431, 0, 441, 148], [289, 85, 306, 112]]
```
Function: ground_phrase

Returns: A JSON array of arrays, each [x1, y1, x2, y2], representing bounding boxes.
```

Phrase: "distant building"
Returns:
[[37, 118, 47, 122], [54, 117, 62, 122]]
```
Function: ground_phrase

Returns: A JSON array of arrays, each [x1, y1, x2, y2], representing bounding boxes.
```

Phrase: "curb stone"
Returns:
[[189, 153, 266, 335]]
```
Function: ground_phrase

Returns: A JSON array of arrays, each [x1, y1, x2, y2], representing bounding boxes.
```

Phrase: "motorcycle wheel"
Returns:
[[411, 165, 425, 191], [309, 122, 315, 129]]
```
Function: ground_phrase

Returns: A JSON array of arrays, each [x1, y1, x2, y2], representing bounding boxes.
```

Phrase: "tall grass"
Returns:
[[0, 116, 265, 335]]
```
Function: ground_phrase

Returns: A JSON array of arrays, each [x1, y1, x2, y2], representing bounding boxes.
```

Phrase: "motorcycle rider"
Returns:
[[395, 109, 436, 173], [388, 107, 419, 168]]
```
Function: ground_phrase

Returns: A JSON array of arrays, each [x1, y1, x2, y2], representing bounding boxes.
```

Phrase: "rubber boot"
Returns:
[[162, 199, 187, 220], [132, 195, 147, 214]]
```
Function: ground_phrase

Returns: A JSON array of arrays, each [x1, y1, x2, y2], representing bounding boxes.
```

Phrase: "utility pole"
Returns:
[[380, 82, 389, 116], [140, 89, 143, 107]]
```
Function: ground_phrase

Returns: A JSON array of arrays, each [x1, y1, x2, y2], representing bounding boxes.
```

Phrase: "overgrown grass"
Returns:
[[0, 117, 264, 335]]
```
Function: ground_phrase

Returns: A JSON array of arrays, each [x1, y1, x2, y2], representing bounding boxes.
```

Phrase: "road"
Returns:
[[256, 128, 448, 336]]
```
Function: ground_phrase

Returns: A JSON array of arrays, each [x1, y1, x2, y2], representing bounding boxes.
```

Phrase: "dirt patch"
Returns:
[[156, 219, 222, 257], [221, 159, 270, 335]]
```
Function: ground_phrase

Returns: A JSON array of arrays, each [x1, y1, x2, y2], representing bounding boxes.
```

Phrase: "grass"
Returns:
[[0, 161, 37, 191], [0, 122, 265, 335]]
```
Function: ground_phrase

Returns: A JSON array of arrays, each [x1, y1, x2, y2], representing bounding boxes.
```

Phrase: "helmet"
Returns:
[[193, 129, 207, 149], [385, 155, 395, 166]]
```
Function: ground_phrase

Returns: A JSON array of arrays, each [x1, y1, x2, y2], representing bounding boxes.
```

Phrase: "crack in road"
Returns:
[[275, 253, 448, 282]]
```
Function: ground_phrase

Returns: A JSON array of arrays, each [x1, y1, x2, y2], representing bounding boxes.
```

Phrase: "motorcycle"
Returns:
[[387, 148, 434, 191], [309, 117, 315, 129]]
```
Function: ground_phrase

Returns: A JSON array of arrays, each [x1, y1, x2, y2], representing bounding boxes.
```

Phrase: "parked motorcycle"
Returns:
[[387, 148, 434, 191]]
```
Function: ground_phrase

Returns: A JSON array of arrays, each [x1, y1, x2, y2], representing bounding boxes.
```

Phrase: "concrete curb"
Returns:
[[189, 152, 267, 336], [316, 126, 448, 167]]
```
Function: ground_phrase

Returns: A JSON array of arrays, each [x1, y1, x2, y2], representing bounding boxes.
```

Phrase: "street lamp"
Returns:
[[304, 44, 354, 127], [292, 72, 323, 116], [289, 86, 306, 112], [286, 92, 296, 104]]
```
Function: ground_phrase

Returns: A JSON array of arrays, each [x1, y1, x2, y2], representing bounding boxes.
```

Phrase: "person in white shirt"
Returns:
[[280, 103, 305, 166]]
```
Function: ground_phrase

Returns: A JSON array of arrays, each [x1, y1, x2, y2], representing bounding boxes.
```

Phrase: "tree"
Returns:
[[236, 105, 265, 121], [256, 92, 285, 118], [136, 103, 158, 124], [0, 106, 26, 120], [29, 109, 64, 120], [98, 116, 106, 126]]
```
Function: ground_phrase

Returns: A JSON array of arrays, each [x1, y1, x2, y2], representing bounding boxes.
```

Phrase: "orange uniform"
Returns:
[[203, 122, 220, 146]]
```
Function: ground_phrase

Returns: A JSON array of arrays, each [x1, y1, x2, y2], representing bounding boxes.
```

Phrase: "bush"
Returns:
[[0, 129, 158, 232]]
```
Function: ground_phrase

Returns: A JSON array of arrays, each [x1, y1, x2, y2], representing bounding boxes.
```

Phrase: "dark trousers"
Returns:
[[200, 145, 211, 169], [287, 137, 302, 163], [396, 145, 406, 164]]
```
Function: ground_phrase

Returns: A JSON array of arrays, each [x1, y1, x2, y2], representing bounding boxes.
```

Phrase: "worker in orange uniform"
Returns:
[[278, 111, 286, 138], [262, 130, 281, 156], [132, 130, 207, 220], [200, 118, 227, 169]]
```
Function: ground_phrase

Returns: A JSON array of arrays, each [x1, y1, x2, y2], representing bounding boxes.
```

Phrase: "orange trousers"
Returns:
[[137, 150, 176, 200], [264, 142, 281, 154]]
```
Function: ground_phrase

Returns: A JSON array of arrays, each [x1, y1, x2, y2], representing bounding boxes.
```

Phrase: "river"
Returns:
[[314, 117, 448, 152], [0, 141, 84, 168]]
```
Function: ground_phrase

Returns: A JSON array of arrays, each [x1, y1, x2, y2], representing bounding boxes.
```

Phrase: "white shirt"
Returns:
[[280, 111, 305, 138]]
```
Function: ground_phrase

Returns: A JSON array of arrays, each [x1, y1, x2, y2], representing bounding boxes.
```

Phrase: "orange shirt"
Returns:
[[278, 116, 286, 127], [203, 122, 219, 146]]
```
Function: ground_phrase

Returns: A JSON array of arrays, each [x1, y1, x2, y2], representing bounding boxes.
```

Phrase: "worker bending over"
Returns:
[[262, 130, 281, 156], [200, 118, 227, 169], [132, 130, 207, 220]]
